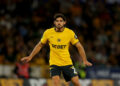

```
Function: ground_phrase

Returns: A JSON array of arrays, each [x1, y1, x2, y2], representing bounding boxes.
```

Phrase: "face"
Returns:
[[54, 17, 66, 29]]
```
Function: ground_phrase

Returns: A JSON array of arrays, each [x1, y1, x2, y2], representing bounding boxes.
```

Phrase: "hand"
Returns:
[[83, 60, 92, 66], [21, 56, 32, 63]]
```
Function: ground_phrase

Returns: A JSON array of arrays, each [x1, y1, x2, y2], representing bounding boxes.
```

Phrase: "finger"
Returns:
[[88, 63, 92, 66], [21, 58, 26, 61], [21, 58, 24, 61], [22, 59, 28, 63], [21, 57, 28, 62], [90, 63, 92, 66]]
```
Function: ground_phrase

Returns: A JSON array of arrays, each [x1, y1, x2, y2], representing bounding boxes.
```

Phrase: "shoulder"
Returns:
[[65, 27, 75, 34], [44, 28, 54, 34]]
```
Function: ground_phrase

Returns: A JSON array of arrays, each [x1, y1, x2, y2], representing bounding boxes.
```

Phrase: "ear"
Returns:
[[54, 21, 55, 25], [64, 21, 66, 25]]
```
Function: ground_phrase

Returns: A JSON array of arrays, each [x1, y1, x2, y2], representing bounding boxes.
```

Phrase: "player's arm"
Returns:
[[21, 30, 48, 63], [21, 42, 45, 63], [75, 42, 92, 66]]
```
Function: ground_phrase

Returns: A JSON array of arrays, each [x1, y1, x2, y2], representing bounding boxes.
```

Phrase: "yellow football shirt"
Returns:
[[40, 27, 79, 66]]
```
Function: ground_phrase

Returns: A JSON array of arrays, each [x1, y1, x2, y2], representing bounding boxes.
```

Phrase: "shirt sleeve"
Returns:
[[70, 31, 79, 45], [40, 30, 48, 44]]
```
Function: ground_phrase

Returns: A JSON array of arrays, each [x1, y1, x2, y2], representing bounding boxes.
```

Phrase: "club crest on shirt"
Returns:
[[50, 36, 53, 38], [57, 38, 61, 42]]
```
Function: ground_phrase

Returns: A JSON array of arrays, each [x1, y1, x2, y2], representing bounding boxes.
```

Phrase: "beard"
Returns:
[[56, 24, 64, 29]]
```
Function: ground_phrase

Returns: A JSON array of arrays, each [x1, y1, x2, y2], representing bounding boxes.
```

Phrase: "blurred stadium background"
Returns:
[[0, 0, 120, 86]]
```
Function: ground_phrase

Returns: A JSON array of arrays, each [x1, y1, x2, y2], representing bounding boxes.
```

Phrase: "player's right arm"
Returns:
[[21, 30, 48, 63], [21, 42, 44, 63]]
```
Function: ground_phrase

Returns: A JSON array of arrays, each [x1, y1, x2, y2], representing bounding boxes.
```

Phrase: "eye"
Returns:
[[55, 20, 64, 22], [60, 20, 63, 22]]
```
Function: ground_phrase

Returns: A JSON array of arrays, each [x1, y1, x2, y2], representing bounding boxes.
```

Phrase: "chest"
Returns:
[[48, 33, 71, 44]]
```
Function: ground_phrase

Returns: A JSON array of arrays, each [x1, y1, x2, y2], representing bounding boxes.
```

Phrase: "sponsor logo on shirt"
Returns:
[[52, 44, 66, 49]]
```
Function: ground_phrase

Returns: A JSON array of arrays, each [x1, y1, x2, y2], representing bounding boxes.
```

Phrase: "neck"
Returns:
[[55, 27, 64, 32]]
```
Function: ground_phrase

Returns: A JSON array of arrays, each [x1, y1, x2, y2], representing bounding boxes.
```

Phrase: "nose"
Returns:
[[57, 22, 61, 24]]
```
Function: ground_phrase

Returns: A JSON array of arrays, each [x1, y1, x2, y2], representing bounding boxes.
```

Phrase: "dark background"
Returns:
[[0, 0, 120, 79]]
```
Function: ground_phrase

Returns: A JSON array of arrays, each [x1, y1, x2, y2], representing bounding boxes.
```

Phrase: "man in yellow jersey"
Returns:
[[21, 13, 92, 86]]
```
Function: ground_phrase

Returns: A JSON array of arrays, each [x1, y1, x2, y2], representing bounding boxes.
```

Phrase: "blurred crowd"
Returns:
[[0, 0, 120, 67]]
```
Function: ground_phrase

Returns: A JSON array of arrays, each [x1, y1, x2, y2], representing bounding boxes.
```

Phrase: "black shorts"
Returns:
[[50, 65, 78, 82]]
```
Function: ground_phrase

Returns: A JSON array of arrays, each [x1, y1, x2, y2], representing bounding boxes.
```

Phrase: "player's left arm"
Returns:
[[75, 42, 92, 66]]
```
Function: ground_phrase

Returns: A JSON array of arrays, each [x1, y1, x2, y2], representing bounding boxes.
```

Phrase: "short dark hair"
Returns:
[[54, 13, 66, 21]]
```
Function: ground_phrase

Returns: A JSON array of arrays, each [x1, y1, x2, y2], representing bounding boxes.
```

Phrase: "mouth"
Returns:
[[56, 24, 64, 29], [57, 25, 61, 27]]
